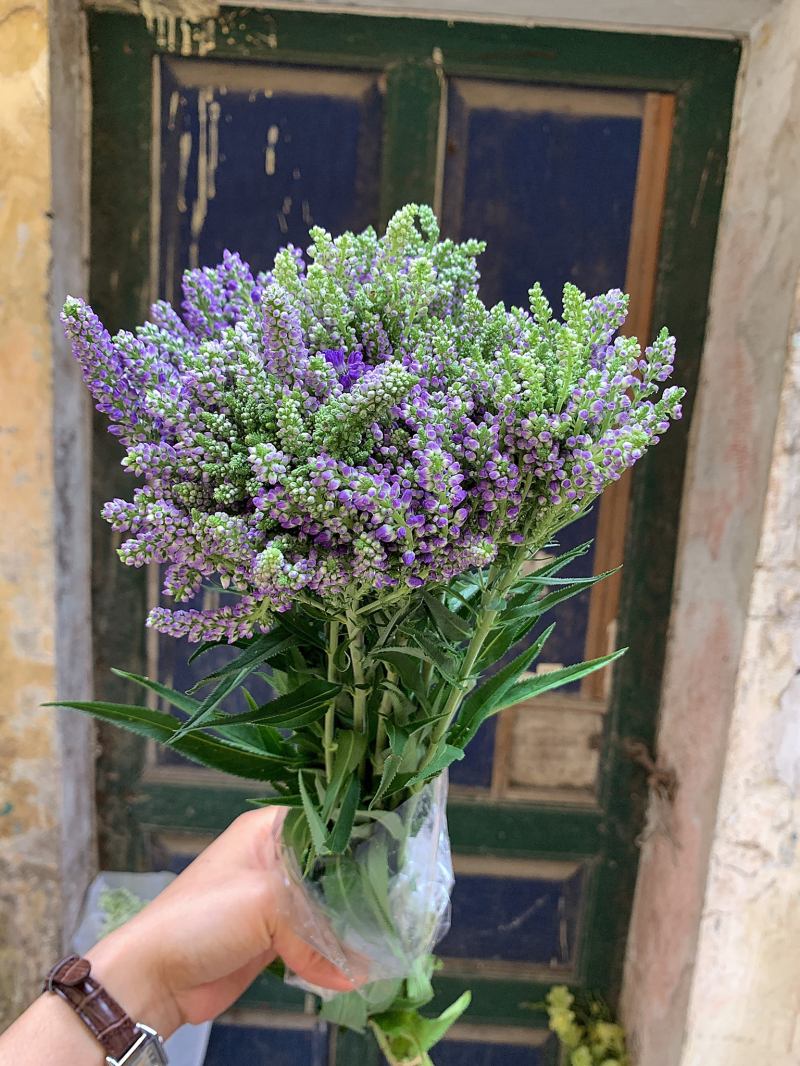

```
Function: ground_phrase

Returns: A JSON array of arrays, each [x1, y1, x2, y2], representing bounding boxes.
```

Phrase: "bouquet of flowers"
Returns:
[[60, 204, 682, 1064]]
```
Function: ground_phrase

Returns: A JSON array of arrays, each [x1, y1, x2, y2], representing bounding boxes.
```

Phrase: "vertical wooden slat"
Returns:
[[583, 92, 676, 700], [379, 58, 444, 225]]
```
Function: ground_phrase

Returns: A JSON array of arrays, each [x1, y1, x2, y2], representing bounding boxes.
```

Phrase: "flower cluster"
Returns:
[[63, 204, 683, 642]]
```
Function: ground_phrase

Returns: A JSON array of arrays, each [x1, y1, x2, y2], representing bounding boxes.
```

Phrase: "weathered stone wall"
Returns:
[[621, 0, 800, 1062], [681, 288, 800, 1065], [0, 0, 93, 1026]]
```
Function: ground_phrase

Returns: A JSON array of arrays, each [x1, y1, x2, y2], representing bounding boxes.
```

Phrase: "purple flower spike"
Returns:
[[322, 348, 367, 391]]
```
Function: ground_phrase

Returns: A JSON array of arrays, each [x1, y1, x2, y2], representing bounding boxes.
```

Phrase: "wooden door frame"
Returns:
[[86, 6, 740, 1031]]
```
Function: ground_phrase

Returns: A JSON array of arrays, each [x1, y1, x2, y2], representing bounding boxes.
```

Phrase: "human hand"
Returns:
[[87, 807, 355, 1038]]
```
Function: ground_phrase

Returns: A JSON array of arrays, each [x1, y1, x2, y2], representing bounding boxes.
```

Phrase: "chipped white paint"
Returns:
[[188, 88, 219, 269], [176, 131, 191, 212], [265, 122, 279, 176]]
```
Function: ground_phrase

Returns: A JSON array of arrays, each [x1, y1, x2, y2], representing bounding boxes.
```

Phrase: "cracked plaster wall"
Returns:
[[621, 0, 800, 1062], [679, 297, 800, 1064], [0, 0, 93, 1027]]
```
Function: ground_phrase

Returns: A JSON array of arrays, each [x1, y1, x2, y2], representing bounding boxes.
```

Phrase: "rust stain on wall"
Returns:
[[0, 0, 62, 1028]]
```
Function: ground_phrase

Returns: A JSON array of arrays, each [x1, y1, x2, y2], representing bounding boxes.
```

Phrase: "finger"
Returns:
[[276, 931, 365, 993]]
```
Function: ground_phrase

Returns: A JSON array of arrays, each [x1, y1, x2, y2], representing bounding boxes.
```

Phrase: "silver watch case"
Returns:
[[106, 1023, 169, 1066]]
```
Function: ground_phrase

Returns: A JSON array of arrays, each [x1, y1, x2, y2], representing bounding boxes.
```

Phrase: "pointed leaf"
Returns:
[[52, 701, 293, 781], [189, 631, 292, 691], [322, 730, 367, 820], [406, 743, 464, 787], [111, 669, 199, 715], [453, 648, 627, 747], [415, 991, 472, 1052], [489, 648, 627, 713], [409, 632, 459, 683], [326, 776, 361, 853], [423, 593, 472, 641], [455, 624, 555, 741], [369, 752, 404, 809], [502, 570, 616, 623], [248, 794, 304, 807], [172, 665, 256, 738], [207, 679, 341, 731], [298, 771, 330, 857]]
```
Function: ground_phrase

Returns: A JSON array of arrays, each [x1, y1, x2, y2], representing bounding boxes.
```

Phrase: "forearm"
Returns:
[[0, 934, 176, 1066], [0, 991, 106, 1066]]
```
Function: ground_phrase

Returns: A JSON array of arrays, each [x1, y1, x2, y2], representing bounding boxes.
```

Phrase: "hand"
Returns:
[[87, 807, 355, 1037]]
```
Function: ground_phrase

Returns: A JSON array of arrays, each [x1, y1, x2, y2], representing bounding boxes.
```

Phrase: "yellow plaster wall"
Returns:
[[0, 0, 67, 1024]]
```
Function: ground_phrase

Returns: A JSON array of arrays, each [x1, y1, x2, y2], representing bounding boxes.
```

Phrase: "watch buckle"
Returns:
[[105, 1023, 168, 1066]]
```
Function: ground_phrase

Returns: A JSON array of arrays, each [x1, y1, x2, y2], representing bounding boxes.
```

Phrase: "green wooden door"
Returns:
[[86, 9, 739, 1062]]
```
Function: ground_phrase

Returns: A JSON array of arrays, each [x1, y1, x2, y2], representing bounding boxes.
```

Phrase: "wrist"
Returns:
[[87, 927, 181, 1040]]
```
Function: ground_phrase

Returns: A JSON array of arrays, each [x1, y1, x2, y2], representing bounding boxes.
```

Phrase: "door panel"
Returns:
[[87, 9, 739, 1063], [146, 56, 651, 1057], [158, 57, 382, 301]]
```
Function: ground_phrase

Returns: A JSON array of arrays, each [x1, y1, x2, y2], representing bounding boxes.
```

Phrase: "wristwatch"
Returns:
[[43, 955, 169, 1065]]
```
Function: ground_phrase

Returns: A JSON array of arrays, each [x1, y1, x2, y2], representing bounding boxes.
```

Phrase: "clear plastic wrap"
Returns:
[[275, 773, 453, 998]]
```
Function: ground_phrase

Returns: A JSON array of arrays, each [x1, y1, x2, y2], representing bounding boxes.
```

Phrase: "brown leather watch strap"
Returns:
[[43, 955, 141, 1062]]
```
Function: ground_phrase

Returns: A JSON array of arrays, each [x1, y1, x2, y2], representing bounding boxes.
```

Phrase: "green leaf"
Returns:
[[454, 624, 555, 743], [489, 648, 627, 713], [414, 991, 472, 1051], [274, 609, 327, 650], [406, 743, 464, 787], [369, 751, 404, 810], [187, 638, 226, 664], [52, 701, 293, 781], [208, 679, 341, 731], [531, 539, 593, 577], [320, 980, 404, 1032], [172, 665, 257, 738], [369, 647, 428, 706], [319, 989, 370, 1032], [501, 570, 616, 624], [322, 730, 367, 821], [326, 776, 361, 853], [409, 632, 459, 683], [188, 630, 292, 691], [111, 669, 199, 715], [298, 771, 330, 857], [477, 607, 558, 673], [363, 835, 393, 928], [423, 593, 472, 641], [362, 809, 406, 841], [379, 679, 416, 719], [247, 794, 304, 807], [282, 807, 311, 867]]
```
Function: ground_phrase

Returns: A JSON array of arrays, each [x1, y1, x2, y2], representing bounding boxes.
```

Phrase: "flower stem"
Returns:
[[374, 667, 396, 771], [324, 619, 340, 782], [368, 1019, 431, 1066], [346, 612, 367, 736], [416, 544, 530, 774]]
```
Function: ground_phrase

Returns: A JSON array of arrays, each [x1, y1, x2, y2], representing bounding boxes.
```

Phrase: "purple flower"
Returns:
[[322, 348, 367, 391]]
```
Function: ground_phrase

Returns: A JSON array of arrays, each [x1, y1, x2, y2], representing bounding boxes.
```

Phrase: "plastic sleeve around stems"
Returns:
[[274, 774, 453, 998]]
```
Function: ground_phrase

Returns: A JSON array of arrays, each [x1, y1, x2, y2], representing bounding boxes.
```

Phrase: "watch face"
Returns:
[[133, 1037, 168, 1066]]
